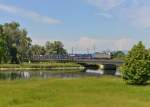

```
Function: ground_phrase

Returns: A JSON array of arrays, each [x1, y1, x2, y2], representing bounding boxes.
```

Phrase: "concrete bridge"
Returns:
[[32, 57, 124, 70], [32, 55, 124, 66], [32, 58, 124, 66], [74, 59, 124, 66], [74, 59, 124, 70]]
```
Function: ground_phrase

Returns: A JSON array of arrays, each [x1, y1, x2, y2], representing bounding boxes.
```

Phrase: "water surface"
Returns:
[[0, 69, 121, 80]]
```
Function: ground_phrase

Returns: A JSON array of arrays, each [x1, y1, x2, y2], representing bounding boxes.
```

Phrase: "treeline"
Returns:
[[0, 22, 67, 64]]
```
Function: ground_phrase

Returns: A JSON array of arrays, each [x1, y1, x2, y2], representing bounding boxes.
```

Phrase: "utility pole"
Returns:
[[71, 47, 74, 54], [93, 45, 96, 53], [87, 48, 90, 54]]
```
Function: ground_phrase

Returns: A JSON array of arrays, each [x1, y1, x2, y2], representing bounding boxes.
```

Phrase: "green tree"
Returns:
[[0, 22, 68, 63], [121, 41, 150, 85], [30, 45, 46, 56], [0, 25, 9, 63], [45, 41, 67, 55], [2, 22, 32, 63], [0, 34, 8, 63], [112, 51, 125, 59]]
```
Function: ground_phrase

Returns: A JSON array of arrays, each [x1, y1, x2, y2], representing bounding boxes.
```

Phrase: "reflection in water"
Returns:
[[86, 69, 121, 76], [86, 69, 104, 75], [0, 69, 121, 80]]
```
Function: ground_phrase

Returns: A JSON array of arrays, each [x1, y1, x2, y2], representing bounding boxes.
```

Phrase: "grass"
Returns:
[[0, 76, 150, 107], [0, 63, 83, 71]]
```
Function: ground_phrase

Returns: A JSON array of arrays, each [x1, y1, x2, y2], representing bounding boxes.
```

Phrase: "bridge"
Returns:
[[74, 59, 124, 70], [32, 57, 124, 70], [74, 59, 124, 66], [32, 57, 124, 65]]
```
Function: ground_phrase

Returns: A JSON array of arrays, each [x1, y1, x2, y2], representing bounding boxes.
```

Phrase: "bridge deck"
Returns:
[[74, 59, 124, 65], [32, 58, 124, 66]]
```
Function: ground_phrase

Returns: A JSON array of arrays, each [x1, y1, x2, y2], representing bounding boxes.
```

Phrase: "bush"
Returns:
[[121, 41, 150, 85]]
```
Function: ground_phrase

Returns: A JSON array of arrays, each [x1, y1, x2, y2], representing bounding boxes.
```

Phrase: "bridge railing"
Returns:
[[31, 55, 124, 65]]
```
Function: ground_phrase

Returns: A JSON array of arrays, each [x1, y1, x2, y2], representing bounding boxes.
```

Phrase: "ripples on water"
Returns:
[[0, 69, 121, 80]]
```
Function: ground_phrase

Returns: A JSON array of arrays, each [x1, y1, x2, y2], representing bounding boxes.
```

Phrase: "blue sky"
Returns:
[[0, 0, 150, 53]]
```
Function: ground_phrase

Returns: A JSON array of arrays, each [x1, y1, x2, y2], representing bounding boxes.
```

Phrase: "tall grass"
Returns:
[[0, 77, 150, 107]]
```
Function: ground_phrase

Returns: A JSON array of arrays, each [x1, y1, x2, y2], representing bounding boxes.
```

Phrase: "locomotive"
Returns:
[[92, 52, 111, 59]]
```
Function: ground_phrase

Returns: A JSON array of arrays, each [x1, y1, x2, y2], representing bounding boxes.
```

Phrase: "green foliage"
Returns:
[[30, 45, 46, 56], [121, 41, 150, 85], [45, 41, 67, 55], [0, 63, 82, 70], [0, 25, 9, 63], [0, 22, 68, 64], [0, 38, 7, 63], [1, 22, 32, 63], [112, 51, 125, 58], [29, 41, 67, 59]]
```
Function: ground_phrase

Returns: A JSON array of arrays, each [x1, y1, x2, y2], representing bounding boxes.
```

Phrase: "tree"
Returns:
[[112, 51, 125, 59], [30, 45, 46, 56], [0, 25, 9, 63], [2, 22, 32, 63], [0, 35, 8, 63], [0, 22, 68, 63], [45, 41, 67, 55], [121, 41, 150, 85]]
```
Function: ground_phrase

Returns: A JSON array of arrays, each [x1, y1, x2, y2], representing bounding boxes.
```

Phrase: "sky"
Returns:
[[0, 0, 150, 53]]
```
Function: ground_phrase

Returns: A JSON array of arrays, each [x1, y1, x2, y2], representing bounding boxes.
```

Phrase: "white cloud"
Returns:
[[22, 11, 62, 25], [115, 4, 150, 28], [0, 4, 17, 13], [0, 3, 62, 25], [85, 0, 125, 10], [86, 0, 150, 28], [114, 38, 133, 50], [127, 6, 150, 28], [63, 37, 134, 53], [32, 36, 135, 53], [32, 38, 47, 46]]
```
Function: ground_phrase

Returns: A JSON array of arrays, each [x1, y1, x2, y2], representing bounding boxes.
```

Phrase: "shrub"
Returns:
[[121, 41, 150, 85]]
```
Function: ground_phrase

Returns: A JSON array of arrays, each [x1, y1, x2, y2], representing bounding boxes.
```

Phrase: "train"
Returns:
[[92, 52, 111, 59], [69, 52, 111, 59], [32, 52, 111, 61]]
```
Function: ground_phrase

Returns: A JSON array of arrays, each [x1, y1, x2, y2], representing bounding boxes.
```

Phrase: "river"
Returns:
[[0, 69, 121, 80]]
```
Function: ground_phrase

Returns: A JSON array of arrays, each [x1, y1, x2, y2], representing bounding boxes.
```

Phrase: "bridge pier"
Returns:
[[99, 64, 116, 70]]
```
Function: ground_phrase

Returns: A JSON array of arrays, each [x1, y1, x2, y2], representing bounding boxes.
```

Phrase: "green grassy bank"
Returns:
[[0, 77, 150, 107], [0, 63, 84, 71]]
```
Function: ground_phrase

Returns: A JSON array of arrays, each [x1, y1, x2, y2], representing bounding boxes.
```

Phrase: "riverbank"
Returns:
[[0, 63, 84, 71], [0, 76, 150, 107]]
